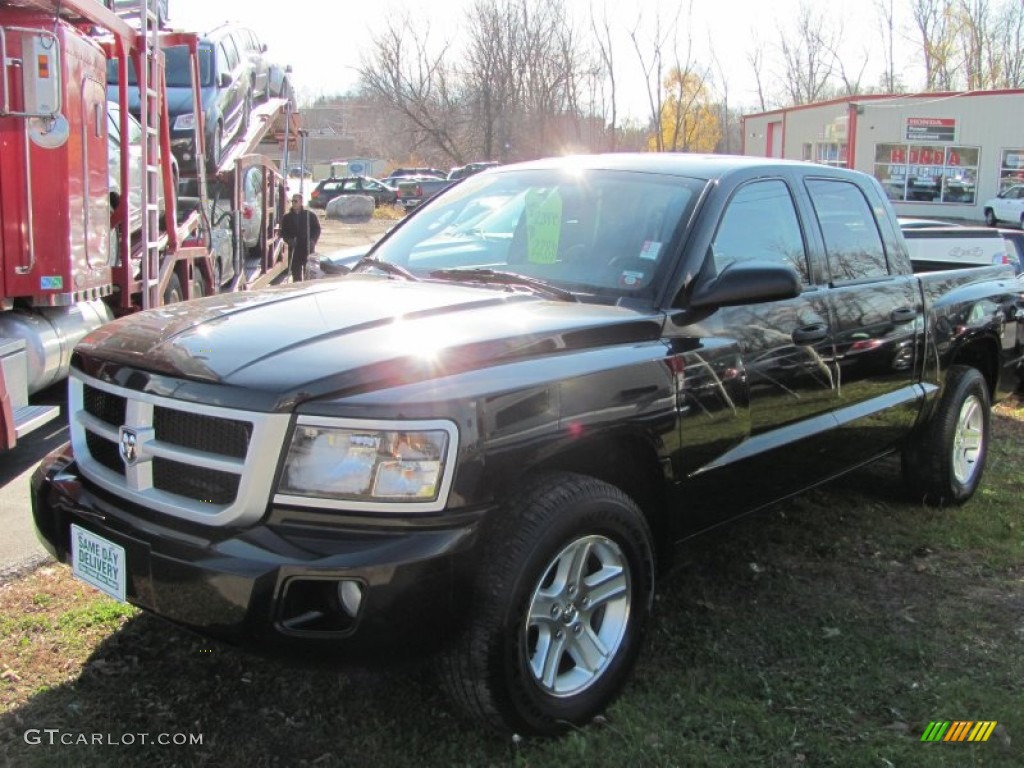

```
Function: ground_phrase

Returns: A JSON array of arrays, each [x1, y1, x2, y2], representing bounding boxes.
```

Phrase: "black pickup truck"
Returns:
[[31, 155, 1024, 736]]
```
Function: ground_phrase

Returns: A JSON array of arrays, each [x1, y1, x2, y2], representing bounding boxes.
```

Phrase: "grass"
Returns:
[[373, 203, 407, 221], [0, 398, 1022, 766]]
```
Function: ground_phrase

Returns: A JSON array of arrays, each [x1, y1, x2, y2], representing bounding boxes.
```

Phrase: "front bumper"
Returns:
[[31, 445, 484, 656]]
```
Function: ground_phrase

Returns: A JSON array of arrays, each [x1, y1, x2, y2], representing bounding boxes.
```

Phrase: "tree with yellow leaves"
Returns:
[[648, 67, 721, 153]]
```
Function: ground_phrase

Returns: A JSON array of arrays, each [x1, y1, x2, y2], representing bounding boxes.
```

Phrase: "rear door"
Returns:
[[804, 177, 922, 463]]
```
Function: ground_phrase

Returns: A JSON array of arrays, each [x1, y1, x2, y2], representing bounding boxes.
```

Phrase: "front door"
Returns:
[[674, 178, 840, 529]]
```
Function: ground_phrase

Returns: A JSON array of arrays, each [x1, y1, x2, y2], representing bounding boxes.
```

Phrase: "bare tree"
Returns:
[[875, 0, 900, 92], [778, 2, 840, 105], [957, 0, 996, 89], [465, 0, 524, 161], [628, 5, 694, 151], [357, 15, 465, 164], [590, 2, 618, 150], [994, 0, 1024, 87], [746, 33, 771, 112], [911, 0, 961, 89]]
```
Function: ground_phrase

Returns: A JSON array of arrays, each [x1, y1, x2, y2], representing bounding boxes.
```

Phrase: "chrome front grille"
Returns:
[[72, 373, 291, 526]]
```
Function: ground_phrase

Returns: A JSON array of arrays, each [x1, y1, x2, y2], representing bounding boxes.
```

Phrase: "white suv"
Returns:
[[983, 185, 1024, 228]]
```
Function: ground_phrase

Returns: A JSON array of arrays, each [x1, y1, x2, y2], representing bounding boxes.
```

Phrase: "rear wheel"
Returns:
[[191, 266, 207, 299], [984, 208, 997, 227], [163, 273, 183, 305], [902, 365, 990, 506], [438, 472, 655, 736], [241, 88, 252, 134]]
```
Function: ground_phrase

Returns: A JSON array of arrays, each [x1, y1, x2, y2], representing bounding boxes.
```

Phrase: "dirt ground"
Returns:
[[313, 212, 398, 253]]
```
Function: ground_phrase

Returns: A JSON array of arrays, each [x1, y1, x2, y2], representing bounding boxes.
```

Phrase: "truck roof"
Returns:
[[507, 153, 838, 180]]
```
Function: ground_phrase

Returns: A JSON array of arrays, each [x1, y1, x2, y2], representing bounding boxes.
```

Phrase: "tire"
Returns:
[[210, 123, 223, 169], [438, 472, 655, 736], [984, 208, 997, 227], [209, 122, 223, 171], [902, 365, 990, 506], [163, 272, 183, 304], [241, 88, 252, 135], [192, 266, 207, 299]]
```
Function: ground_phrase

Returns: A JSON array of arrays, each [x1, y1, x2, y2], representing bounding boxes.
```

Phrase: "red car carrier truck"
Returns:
[[0, 0, 296, 451]]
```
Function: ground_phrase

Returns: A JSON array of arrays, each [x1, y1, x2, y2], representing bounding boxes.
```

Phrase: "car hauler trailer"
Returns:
[[0, 0, 297, 451]]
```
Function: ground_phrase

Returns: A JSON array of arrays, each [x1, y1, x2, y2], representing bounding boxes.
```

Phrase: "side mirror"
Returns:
[[688, 260, 802, 309], [219, 72, 232, 88], [285, 64, 293, 74]]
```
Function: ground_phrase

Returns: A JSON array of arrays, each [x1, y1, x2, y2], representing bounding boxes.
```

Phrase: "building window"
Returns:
[[873, 143, 978, 204], [999, 149, 1024, 193], [813, 142, 847, 167]]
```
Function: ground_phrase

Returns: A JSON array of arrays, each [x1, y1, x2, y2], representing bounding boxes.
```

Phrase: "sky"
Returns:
[[170, 0, 920, 117]]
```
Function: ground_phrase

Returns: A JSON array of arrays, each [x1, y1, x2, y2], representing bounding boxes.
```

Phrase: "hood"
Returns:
[[107, 86, 201, 121], [166, 86, 207, 118], [72, 277, 663, 409]]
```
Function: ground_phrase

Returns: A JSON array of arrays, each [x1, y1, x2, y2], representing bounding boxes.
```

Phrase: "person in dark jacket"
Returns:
[[281, 194, 321, 282]]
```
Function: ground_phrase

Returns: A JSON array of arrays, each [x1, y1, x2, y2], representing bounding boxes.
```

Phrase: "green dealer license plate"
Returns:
[[70, 524, 126, 602]]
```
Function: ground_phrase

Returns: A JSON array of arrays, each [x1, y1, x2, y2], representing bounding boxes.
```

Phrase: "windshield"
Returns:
[[107, 45, 214, 89], [371, 168, 700, 303]]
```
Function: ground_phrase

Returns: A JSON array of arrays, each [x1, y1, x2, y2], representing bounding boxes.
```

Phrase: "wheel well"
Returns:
[[950, 337, 1000, 397], [514, 434, 672, 562]]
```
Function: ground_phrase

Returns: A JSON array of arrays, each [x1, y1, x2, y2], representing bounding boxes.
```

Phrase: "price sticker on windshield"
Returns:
[[524, 189, 562, 264]]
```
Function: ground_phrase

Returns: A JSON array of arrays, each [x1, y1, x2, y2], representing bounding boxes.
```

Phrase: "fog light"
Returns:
[[183, 152, 192, 162], [338, 580, 363, 617]]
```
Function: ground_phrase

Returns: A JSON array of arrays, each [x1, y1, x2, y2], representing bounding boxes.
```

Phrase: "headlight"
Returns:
[[173, 113, 195, 131], [275, 418, 458, 513]]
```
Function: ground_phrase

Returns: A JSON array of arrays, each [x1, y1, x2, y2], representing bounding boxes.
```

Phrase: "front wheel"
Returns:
[[984, 208, 997, 227], [902, 365, 990, 506], [208, 122, 223, 171], [438, 472, 655, 736]]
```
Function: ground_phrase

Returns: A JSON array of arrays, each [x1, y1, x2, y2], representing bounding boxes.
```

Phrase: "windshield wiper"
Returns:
[[428, 268, 578, 302], [351, 256, 419, 281]]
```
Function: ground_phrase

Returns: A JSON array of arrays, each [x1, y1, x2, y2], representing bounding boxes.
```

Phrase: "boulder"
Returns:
[[326, 195, 375, 219]]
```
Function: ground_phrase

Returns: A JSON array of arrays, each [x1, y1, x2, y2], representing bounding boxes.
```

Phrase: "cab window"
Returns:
[[806, 179, 890, 281], [711, 180, 810, 284]]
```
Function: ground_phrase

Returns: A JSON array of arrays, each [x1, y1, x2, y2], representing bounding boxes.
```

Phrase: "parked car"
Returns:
[[239, 165, 266, 254], [309, 176, 398, 209], [268, 62, 295, 106], [396, 175, 453, 210], [107, 23, 256, 172], [447, 161, 500, 181], [232, 25, 273, 103], [107, 101, 175, 238], [983, 185, 1024, 228], [386, 167, 447, 182]]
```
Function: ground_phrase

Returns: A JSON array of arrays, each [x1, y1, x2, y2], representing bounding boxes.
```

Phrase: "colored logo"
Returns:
[[920, 721, 997, 742]]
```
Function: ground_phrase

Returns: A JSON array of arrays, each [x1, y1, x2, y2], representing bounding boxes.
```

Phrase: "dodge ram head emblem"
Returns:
[[119, 427, 139, 466]]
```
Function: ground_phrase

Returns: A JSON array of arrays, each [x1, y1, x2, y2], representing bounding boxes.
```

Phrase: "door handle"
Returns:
[[890, 307, 917, 323], [792, 323, 829, 345]]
